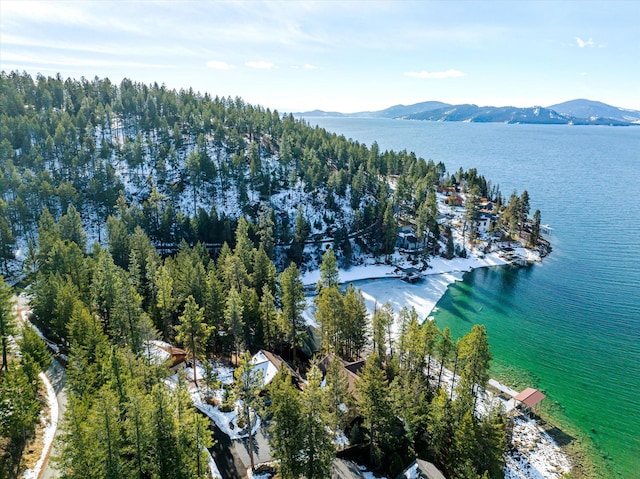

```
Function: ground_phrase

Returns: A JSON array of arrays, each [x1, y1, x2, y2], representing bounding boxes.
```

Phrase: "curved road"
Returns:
[[40, 358, 67, 479], [14, 294, 67, 479]]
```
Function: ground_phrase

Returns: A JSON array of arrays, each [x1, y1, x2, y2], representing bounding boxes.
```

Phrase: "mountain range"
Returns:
[[298, 99, 640, 126]]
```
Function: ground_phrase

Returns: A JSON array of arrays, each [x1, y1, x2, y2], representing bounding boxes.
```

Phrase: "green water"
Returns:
[[432, 264, 640, 478]]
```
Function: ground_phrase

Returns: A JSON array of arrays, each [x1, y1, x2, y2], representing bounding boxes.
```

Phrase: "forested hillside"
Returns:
[[0, 72, 526, 479], [0, 71, 515, 276]]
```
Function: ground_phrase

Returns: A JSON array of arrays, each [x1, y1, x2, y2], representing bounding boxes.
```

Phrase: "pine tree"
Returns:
[[382, 201, 396, 259], [0, 363, 40, 449], [314, 285, 344, 354], [258, 207, 276, 258], [0, 275, 14, 371], [259, 288, 279, 350], [279, 263, 305, 364], [18, 324, 52, 373], [437, 327, 454, 390], [252, 245, 276, 299], [458, 324, 492, 414], [300, 364, 335, 479], [224, 287, 245, 366], [342, 285, 368, 360], [233, 351, 263, 472], [372, 302, 394, 360], [426, 389, 453, 468], [463, 188, 481, 244], [325, 354, 351, 436], [175, 295, 213, 386], [155, 262, 176, 340], [528, 209, 541, 248], [268, 368, 303, 479], [317, 247, 339, 292], [234, 217, 255, 274], [357, 353, 395, 468], [519, 190, 530, 232]]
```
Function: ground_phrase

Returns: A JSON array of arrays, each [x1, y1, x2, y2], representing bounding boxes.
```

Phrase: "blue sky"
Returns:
[[1, 1, 639, 112]]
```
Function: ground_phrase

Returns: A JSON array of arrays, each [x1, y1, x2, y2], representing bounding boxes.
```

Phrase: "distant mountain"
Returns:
[[298, 99, 638, 126], [405, 104, 567, 124], [374, 101, 452, 118], [297, 100, 450, 119], [297, 109, 348, 117], [404, 104, 633, 125], [547, 99, 640, 124]]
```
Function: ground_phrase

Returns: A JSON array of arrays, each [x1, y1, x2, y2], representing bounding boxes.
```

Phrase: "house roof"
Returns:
[[317, 354, 362, 398], [514, 388, 546, 408], [251, 350, 302, 387], [399, 459, 447, 479]]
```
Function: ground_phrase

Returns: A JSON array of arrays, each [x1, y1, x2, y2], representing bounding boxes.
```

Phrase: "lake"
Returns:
[[303, 117, 640, 478]]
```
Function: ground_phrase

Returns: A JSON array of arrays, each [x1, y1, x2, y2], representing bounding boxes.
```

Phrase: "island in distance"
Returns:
[[298, 98, 640, 126]]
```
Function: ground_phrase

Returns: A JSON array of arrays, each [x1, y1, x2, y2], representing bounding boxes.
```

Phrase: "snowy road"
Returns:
[[38, 356, 68, 479]]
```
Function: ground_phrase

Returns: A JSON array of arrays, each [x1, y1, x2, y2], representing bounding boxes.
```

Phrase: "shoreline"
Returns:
[[302, 251, 590, 479], [301, 250, 509, 323]]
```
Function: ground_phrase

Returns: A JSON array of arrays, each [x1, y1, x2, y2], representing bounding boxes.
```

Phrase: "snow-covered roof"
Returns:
[[402, 459, 446, 479], [250, 350, 279, 386], [250, 349, 301, 388]]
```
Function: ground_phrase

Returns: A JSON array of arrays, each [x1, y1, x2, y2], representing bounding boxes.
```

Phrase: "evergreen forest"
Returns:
[[0, 71, 539, 479]]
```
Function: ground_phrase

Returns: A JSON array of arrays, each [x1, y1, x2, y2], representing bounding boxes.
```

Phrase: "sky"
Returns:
[[1, 0, 639, 113]]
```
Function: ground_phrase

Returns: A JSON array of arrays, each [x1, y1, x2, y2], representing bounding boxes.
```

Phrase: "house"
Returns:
[[436, 186, 457, 195], [444, 194, 463, 207], [250, 349, 304, 389], [479, 198, 494, 211], [317, 354, 363, 399], [398, 459, 446, 479], [146, 340, 187, 367], [477, 211, 496, 234], [398, 225, 420, 251]]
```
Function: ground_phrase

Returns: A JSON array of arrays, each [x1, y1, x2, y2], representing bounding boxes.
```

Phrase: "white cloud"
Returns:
[[303, 64, 318, 70], [206, 61, 236, 70], [245, 61, 275, 69], [580, 72, 588, 76], [0, 52, 172, 69], [404, 69, 467, 79], [576, 37, 595, 48]]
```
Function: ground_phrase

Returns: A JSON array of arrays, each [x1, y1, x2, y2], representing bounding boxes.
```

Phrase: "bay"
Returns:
[[304, 117, 640, 478]]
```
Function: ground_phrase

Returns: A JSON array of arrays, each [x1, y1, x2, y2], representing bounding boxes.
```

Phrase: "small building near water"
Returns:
[[398, 266, 423, 283], [514, 387, 546, 416]]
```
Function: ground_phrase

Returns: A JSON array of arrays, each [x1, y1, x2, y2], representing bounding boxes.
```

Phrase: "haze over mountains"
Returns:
[[299, 99, 640, 126]]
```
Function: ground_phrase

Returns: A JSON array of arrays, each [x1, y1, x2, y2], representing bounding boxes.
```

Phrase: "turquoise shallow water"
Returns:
[[305, 118, 640, 478]]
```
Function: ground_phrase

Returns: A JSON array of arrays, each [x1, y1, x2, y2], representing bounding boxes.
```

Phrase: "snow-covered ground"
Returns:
[[302, 250, 507, 339], [504, 417, 571, 479], [165, 363, 261, 441]]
